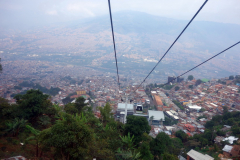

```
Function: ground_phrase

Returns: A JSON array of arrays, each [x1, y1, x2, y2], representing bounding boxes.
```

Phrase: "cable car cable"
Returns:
[[162, 41, 240, 87], [108, 0, 120, 90]]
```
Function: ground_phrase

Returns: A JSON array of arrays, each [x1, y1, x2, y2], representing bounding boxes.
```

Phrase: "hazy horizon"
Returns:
[[1, 0, 240, 30]]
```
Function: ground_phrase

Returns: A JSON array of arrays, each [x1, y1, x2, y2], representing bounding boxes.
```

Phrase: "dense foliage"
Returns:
[[195, 79, 202, 86], [125, 116, 151, 144], [205, 108, 240, 137], [0, 90, 184, 159]]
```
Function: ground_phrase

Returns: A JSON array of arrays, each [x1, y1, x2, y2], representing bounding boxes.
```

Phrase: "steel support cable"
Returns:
[[108, 0, 120, 90], [131, 0, 208, 94], [162, 41, 240, 87]]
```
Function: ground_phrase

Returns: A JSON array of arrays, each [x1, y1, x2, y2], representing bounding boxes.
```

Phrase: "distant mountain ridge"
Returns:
[[63, 10, 240, 55], [76, 11, 238, 34]]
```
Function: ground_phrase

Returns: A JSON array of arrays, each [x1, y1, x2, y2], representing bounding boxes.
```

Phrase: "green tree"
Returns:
[[175, 130, 188, 142], [226, 118, 235, 126], [125, 116, 151, 144], [163, 117, 178, 126], [37, 115, 51, 128], [162, 153, 178, 160], [96, 121, 123, 155], [195, 79, 202, 86], [229, 75, 234, 80], [14, 89, 53, 124], [52, 104, 63, 119], [170, 138, 183, 155], [223, 112, 232, 120], [116, 148, 141, 160], [75, 96, 88, 113], [222, 106, 228, 113], [90, 138, 115, 159], [39, 113, 93, 160], [150, 132, 172, 158], [0, 97, 11, 121], [117, 131, 141, 159], [216, 130, 225, 136], [138, 142, 153, 160], [99, 102, 113, 124], [5, 118, 27, 136], [120, 132, 136, 151], [136, 132, 153, 160], [26, 125, 41, 157], [175, 86, 180, 91], [188, 75, 194, 81], [185, 139, 200, 149], [199, 137, 208, 147], [64, 103, 78, 115], [203, 129, 216, 143], [231, 126, 240, 136], [205, 120, 215, 129]]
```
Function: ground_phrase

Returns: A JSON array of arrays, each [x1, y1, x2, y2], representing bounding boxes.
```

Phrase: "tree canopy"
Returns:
[[125, 115, 151, 144], [99, 102, 113, 124], [150, 132, 173, 159], [75, 96, 88, 113], [0, 97, 11, 120], [14, 89, 53, 124], [175, 86, 180, 91], [40, 113, 93, 159], [229, 75, 234, 80], [188, 75, 194, 81], [195, 79, 202, 86]]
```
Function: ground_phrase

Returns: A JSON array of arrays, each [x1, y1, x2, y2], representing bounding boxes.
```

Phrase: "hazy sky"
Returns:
[[0, 0, 240, 28]]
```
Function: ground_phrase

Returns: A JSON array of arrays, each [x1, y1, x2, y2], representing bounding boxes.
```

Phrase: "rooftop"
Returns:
[[201, 78, 209, 83], [154, 95, 163, 106], [148, 110, 165, 121], [117, 103, 134, 111], [222, 145, 233, 153], [223, 136, 238, 144], [187, 149, 214, 160]]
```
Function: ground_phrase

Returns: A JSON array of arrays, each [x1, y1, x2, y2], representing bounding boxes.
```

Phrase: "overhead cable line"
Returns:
[[131, 0, 208, 94], [108, 0, 121, 91], [162, 41, 240, 87]]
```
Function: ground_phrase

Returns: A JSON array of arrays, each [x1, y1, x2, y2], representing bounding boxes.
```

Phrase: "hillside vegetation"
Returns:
[[1, 89, 181, 160]]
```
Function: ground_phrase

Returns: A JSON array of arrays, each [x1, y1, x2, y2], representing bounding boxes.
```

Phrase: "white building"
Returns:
[[148, 110, 165, 125]]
